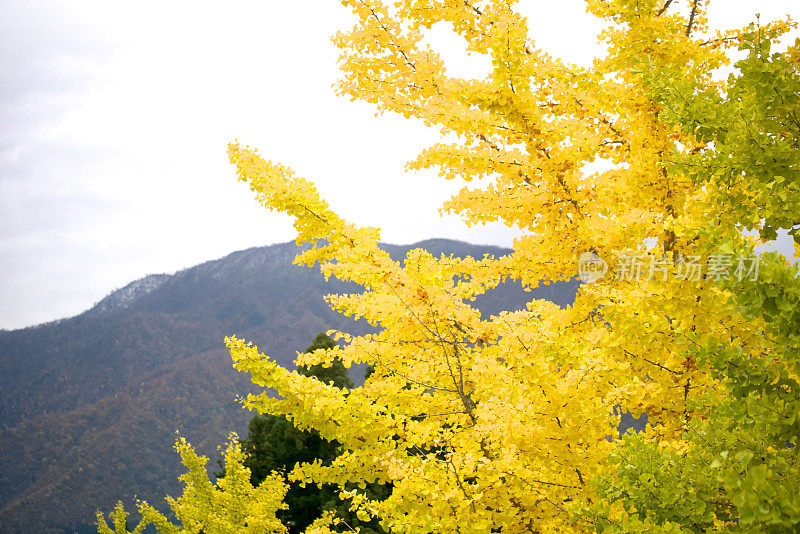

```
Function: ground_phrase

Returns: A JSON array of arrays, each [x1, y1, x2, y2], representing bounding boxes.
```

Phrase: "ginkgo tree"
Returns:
[[98, 0, 800, 532]]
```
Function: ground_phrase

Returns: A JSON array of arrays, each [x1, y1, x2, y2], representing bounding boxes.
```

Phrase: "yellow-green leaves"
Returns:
[[97, 435, 288, 534]]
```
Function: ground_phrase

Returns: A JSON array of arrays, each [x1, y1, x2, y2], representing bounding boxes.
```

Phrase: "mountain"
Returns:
[[91, 274, 172, 315], [0, 240, 578, 533]]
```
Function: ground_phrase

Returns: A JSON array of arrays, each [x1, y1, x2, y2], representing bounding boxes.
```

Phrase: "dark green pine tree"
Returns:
[[239, 413, 339, 532], [233, 332, 386, 533], [297, 332, 353, 389]]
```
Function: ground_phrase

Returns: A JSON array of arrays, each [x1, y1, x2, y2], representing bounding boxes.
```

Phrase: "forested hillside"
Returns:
[[0, 239, 576, 533]]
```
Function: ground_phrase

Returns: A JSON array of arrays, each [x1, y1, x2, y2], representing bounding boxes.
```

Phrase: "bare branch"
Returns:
[[656, 0, 674, 16], [520, 476, 580, 489], [415, 410, 470, 418], [686, 0, 700, 37], [623, 349, 682, 375], [464, 1, 482, 16], [698, 35, 741, 47]]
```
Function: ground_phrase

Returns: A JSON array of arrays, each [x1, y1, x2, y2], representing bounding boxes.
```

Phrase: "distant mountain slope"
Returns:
[[0, 240, 577, 534], [92, 274, 172, 314]]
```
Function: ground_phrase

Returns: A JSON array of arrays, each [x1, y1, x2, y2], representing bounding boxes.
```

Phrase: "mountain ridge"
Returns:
[[0, 239, 578, 533]]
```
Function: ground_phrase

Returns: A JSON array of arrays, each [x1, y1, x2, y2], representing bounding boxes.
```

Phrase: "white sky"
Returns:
[[1, 1, 797, 329]]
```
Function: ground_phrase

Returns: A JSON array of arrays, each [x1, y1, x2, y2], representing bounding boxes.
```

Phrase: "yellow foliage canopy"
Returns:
[[100, 1, 800, 532]]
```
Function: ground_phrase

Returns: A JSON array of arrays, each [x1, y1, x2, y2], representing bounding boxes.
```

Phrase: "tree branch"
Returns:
[[656, 0, 674, 16], [354, 341, 459, 394], [686, 0, 700, 37]]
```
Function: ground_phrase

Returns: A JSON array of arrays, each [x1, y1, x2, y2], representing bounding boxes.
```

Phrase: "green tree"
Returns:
[[297, 332, 353, 390], [237, 332, 381, 533], [584, 33, 800, 532], [240, 414, 338, 533]]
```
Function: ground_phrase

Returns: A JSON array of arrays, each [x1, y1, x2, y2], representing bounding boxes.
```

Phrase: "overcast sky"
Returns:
[[1, 1, 797, 329]]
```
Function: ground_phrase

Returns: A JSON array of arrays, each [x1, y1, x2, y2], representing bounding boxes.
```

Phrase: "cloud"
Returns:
[[0, 1, 110, 147]]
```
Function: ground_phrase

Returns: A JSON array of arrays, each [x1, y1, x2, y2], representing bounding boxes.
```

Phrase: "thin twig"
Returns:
[[464, 1, 482, 16], [354, 341, 459, 394], [623, 349, 682, 375]]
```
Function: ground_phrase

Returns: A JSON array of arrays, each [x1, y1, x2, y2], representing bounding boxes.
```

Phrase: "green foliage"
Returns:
[[645, 30, 800, 241], [240, 414, 338, 532], [298, 333, 353, 390], [231, 332, 383, 533], [588, 36, 800, 533]]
